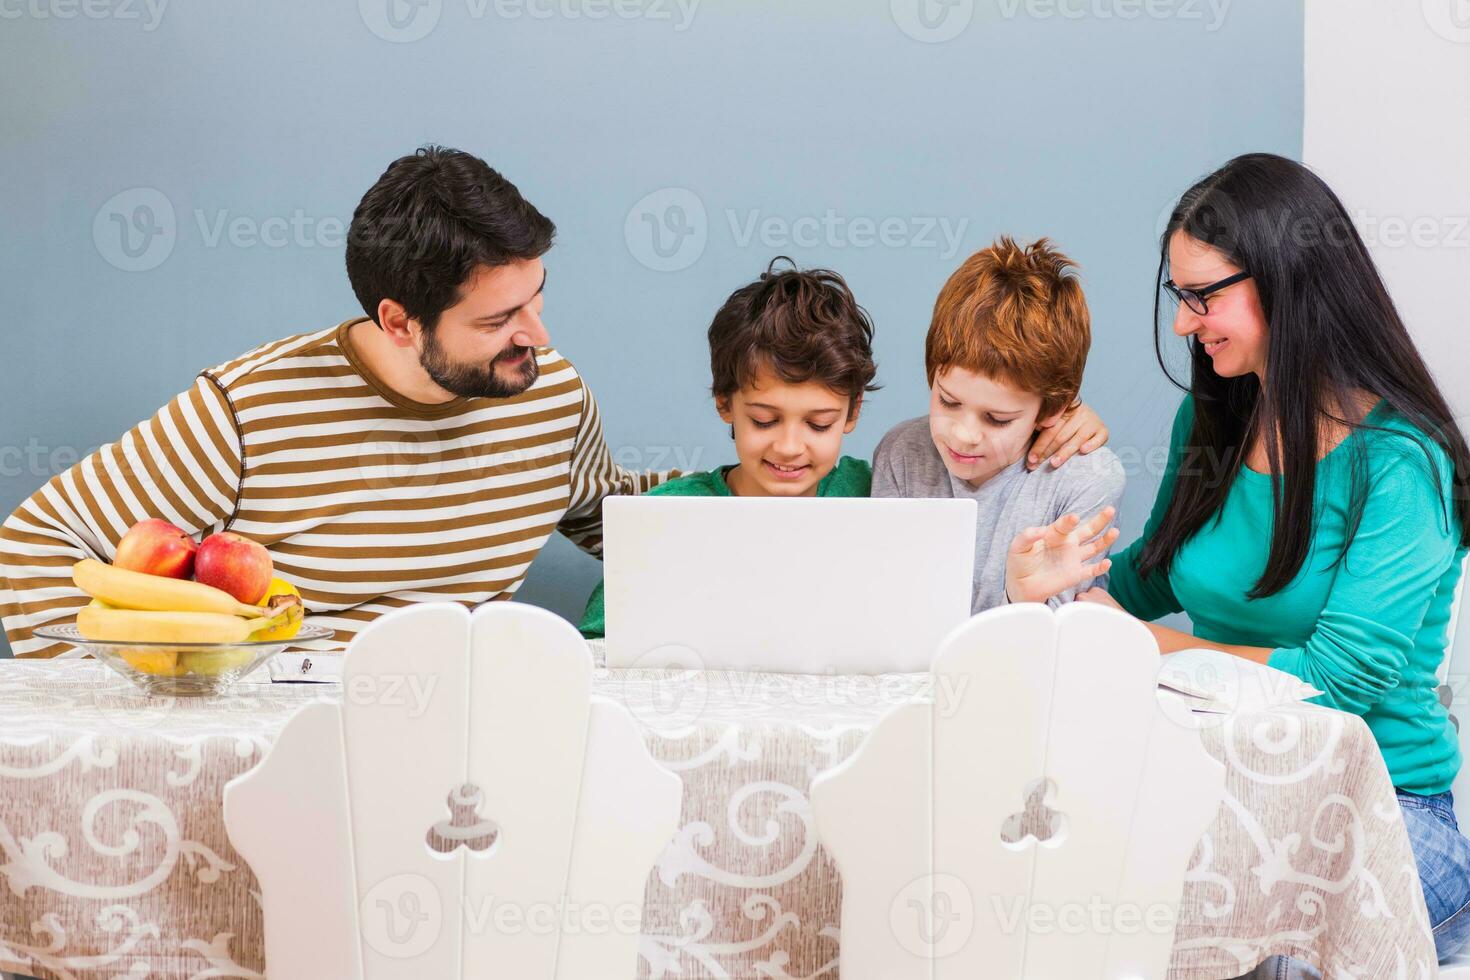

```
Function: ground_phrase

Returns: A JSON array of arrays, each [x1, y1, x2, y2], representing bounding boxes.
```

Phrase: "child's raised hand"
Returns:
[[1004, 506, 1120, 605]]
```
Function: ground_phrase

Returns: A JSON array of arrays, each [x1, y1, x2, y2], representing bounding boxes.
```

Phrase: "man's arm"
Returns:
[[557, 380, 674, 559], [0, 376, 242, 657]]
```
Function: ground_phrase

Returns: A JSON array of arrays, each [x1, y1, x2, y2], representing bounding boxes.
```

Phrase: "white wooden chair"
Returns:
[[223, 602, 682, 980], [811, 602, 1225, 979]]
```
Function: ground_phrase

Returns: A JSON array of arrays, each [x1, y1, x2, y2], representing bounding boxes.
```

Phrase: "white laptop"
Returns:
[[602, 497, 978, 673]]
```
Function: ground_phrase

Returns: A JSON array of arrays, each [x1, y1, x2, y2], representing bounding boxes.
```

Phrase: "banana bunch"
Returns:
[[73, 559, 303, 644]]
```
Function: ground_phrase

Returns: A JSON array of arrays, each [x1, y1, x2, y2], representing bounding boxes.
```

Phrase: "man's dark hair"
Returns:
[[346, 146, 555, 330], [708, 258, 880, 414]]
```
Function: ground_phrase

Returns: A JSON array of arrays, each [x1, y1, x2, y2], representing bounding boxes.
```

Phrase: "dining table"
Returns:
[[0, 649, 1437, 979]]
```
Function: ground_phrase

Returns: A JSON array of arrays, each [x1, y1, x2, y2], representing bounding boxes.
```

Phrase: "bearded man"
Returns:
[[0, 146, 665, 656]]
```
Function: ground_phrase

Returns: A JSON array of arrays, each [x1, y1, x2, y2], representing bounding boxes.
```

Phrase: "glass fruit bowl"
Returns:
[[34, 623, 335, 696]]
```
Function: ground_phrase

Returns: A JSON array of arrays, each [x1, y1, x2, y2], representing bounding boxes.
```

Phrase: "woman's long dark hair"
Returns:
[[1138, 153, 1470, 598]]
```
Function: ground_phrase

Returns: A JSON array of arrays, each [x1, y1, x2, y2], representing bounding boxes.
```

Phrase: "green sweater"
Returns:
[[578, 456, 873, 639], [1110, 396, 1466, 794]]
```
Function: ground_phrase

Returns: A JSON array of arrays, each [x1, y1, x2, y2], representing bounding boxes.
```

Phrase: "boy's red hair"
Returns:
[[925, 236, 1091, 418]]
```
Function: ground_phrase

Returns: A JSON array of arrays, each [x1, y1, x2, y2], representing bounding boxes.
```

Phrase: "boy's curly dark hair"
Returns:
[[708, 257, 880, 414]]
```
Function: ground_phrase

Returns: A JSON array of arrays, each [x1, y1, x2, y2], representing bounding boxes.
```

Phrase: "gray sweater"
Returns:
[[872, 416, 1126, 613]]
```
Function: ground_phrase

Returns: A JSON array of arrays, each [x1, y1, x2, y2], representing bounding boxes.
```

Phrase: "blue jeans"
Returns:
[[1398, 789, 1470, 960], [1247, 790, 1470, 978]]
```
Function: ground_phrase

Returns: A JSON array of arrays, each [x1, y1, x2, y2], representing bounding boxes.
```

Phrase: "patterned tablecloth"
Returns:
[[0, 657, 1436, 979]]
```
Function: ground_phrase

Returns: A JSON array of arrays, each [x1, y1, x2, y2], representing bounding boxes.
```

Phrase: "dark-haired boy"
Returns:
[[577, 260, 878, 639], [0, 146, 665, 656]]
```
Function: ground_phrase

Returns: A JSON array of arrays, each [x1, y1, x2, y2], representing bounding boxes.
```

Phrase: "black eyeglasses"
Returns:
[[1162, 271, 1251, 315]]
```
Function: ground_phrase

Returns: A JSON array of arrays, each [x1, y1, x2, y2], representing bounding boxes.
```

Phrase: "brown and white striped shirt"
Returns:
[[0, 318, 666, 658]]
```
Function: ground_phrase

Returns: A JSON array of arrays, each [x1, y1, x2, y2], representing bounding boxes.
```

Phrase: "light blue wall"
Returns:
[[0, 0, 1302, 657]]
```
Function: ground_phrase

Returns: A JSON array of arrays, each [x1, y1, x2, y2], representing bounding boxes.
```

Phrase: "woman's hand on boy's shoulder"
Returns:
[[1028, 402, 1109, 471]]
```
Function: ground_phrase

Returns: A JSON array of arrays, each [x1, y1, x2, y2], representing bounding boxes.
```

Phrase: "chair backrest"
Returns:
[[810, 602, 1225, 980], [223, 602, 682, 980]]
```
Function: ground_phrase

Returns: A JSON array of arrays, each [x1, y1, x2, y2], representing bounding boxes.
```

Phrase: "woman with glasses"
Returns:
[[1077, 153, 1470, 973]]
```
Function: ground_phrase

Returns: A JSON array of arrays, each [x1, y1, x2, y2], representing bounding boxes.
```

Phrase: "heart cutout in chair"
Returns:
[[1000, 777, 1067, 849], [426, 782, 500, 855]]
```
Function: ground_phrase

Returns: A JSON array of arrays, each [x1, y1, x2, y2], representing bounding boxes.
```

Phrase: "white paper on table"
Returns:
[[1157, 647, 1322, 714], [266, 639, 601, 681], [268, 652, 344, 683]]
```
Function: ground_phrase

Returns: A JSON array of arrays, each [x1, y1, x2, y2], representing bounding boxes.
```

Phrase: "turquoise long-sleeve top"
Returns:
[[1110, 396, 1466, 794]]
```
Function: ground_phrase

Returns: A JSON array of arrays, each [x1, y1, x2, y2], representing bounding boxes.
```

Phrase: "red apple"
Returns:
[[114, 519, 198, 579], [194, 532, 273, 605]]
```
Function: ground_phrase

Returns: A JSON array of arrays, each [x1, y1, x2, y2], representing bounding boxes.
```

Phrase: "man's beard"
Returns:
[[419, 330, 539, 399]]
